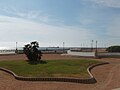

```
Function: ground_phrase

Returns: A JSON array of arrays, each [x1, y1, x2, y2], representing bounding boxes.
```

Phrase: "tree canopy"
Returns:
[[23, 41, 42, 62], [106, 46, 120, 52]]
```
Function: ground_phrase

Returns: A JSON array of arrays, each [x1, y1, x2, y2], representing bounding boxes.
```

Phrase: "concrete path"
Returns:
[[92, 58, 120, 90]]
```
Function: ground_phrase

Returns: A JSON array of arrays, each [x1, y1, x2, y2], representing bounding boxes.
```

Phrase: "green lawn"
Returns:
[[0, 59, 101, 78]]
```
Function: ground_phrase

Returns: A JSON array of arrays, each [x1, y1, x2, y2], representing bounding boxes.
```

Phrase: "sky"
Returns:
[[0, 0, 120, 48]]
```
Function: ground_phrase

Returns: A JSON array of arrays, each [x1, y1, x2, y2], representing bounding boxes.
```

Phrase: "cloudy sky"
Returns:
[[0, 0, 120, 48]]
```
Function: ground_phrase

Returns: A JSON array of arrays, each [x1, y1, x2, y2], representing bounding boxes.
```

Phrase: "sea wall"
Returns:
[[0, 50, 15, 55], [67, 50, 95, 57], [67, 50, 120, 58], [98, 52, 120, 58]]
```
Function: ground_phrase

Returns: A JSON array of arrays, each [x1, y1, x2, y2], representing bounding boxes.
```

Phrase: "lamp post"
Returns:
[[15, 42, 18, 54], [16, 42, 17, 49], [96, 40, 97, 52], [95, 40, 98, 57], [91, 40, 94, 51], [63, 42, 65, 53]]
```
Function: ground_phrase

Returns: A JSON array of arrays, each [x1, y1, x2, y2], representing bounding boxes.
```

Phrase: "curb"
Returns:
[[0, 62, 109, 84]]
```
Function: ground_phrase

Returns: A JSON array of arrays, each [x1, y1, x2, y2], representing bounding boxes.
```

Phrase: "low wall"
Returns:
[[67, 50, 95, 57], [67, 50, 120, 58], [98, 52, 120, 58], [0, 50, 16, 55]]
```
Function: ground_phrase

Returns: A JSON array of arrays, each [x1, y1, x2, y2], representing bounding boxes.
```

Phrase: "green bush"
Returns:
[[23, 41, 42, 61], [106, 46, 120, 52]]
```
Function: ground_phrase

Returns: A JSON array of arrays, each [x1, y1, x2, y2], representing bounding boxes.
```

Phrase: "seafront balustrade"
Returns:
[[0, 50, 15, 54]]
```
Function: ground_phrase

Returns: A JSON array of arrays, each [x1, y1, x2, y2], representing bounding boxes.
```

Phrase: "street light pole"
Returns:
[[95, 40, 98, 57], [63, 42, 65, 53], [91, 40, 94, 51], [96, 40, 97, 52], [15, 42, 18, 54], [16, 42, 17, 50]]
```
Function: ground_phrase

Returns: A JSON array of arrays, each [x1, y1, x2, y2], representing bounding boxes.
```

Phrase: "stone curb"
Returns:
[[0, 62, 109, 84]]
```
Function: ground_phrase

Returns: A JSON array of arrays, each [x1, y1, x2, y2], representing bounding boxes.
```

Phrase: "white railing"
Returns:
[[0, 50, 15, 54]]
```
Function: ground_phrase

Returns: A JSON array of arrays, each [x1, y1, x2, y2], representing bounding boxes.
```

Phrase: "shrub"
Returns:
[[23, 41, 42, 61], [106, 46, 120, 52]]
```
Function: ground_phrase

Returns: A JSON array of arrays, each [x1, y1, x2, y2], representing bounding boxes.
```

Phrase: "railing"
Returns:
[[0, 50, 15, 54]]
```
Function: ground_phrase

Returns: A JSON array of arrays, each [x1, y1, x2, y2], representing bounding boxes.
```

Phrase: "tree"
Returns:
[[23, 41, 42, 62], [106, 46, 120, 52]]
